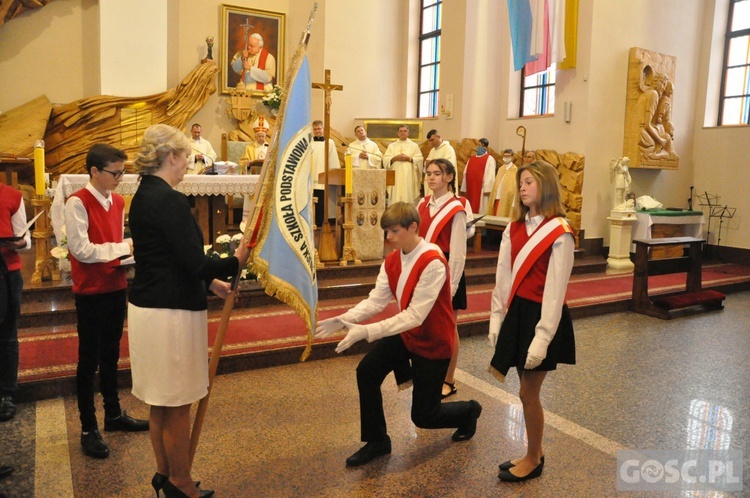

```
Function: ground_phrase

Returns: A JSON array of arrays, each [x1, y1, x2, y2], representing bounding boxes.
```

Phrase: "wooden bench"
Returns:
[[472, 215, 510, 252], [630, 236, 725, 319]]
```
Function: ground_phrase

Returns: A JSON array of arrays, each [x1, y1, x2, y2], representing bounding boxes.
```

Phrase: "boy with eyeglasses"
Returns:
[[64, 144, 148, 459]]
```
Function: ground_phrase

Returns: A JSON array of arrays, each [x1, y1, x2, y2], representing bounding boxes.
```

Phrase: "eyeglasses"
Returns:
[[100, 168, 125, 180]]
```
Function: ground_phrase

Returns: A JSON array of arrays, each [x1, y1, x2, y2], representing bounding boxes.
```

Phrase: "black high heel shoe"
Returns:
[[162, 479, 214, 498], [151, 472, 168, 497], [152, 472, 202, 497]]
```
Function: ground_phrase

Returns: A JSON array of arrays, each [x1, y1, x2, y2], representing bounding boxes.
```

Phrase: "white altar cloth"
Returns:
[[51, 174, 258, 242], [631, 211, 704, 252]]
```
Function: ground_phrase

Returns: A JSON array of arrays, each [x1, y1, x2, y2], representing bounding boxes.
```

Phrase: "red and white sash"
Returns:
[[422, 196, 465, 243], [506, 217, 573, 308], [394, 242, 438, 307]]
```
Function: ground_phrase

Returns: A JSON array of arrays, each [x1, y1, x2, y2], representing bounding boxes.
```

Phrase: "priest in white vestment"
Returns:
[[311, 120, 341, 227], [383, 124, 424, 205], [424, 129, 457, 197], [187, 123, 217, 173], [459, 138, 496, 215], [346, 126, 382, 168], [487, 148, 518, 217]]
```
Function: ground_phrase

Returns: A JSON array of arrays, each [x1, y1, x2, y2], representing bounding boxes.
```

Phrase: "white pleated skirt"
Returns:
[[128, 303, 209, 407]]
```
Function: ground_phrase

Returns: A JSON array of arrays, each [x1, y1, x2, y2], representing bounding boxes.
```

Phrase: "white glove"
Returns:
[[488, 329, 499, 348], [524, 353, 544, 370], [314, 316, 346, 339], [524, 336, 548, 369], [335, 320, 368, 353]]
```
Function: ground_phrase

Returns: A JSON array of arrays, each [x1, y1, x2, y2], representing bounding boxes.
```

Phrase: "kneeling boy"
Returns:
[[315, 202, 482, 466]]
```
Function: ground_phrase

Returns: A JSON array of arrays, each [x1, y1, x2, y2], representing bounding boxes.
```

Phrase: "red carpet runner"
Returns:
[[18, 263, 750, 383]]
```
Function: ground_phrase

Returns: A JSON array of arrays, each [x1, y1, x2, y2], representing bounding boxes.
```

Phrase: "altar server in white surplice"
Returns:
[[424, 129, 457, 198], [186, 123, 217, 173], [346, 126, 382, 169], [383, 124, 424, 206], [311, 120, 341, 227]]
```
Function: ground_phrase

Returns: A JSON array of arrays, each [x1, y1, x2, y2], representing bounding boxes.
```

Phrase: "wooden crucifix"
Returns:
[[312, 69, 343, 262]]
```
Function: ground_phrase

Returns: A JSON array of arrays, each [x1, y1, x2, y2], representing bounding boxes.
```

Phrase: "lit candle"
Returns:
[[34, 140, 46, 197], [345, 153, 353, 195]]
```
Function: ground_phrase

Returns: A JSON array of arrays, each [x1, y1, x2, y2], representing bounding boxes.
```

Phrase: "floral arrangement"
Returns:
[[204, 221, 254, 281], [50, 225, 71, 272], [261, 85, 283, 109]]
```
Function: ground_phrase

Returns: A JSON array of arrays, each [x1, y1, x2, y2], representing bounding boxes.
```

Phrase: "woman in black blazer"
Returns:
[[128, 124, 249, 498]]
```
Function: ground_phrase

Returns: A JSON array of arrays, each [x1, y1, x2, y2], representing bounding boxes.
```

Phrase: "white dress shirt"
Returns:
[[339, 239, 446, 342], [425, 192, 467, 297], [489, 214, 574, 356], [64, 183, 131, 263], [9, 196, 31, 250]]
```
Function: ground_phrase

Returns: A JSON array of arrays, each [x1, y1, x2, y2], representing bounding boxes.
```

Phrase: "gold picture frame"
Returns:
[[363, 120, 424, 141], [220, 4, 285, 95]]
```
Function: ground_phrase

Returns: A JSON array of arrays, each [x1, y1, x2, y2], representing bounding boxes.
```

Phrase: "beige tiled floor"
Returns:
[[1, 291, 749, 497]]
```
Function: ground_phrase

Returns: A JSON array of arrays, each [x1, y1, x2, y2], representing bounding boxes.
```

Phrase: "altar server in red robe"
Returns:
[[489, 160, 576, 482], [315, 202, 482, 467], [460, 138, 496, 215]]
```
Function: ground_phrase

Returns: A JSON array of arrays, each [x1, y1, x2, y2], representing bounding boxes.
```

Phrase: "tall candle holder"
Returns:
[[31, 196, 60, 283], [339, 195, 361, 266]]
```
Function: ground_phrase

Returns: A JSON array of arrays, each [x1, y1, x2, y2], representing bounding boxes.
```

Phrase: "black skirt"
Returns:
[[490, 296, 575, 380]]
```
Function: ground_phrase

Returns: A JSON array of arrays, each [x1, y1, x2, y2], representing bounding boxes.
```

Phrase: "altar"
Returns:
[[631, 209, 704, 258], [51, 174, 259, 247]]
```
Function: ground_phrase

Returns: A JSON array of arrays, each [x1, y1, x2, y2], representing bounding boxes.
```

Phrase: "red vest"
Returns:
[[463, 154, 489, 213], [417, 195, 465, 253], [0, 184, 23, 271], [509, 218, 558, 303], [68, 189, 127, 295], [384, 247, 455, 359]]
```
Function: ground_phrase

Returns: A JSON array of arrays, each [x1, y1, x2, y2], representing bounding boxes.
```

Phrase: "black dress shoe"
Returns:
[[499, 455, 544, 471], [498, 459, 544, 482], [104, 410, 149, 432], [452, 400, 482, 441], [0, 466, 12, 480], [0, 397, 16, 422], [345, 437, 392, 467], [81, 430, 110, 458]]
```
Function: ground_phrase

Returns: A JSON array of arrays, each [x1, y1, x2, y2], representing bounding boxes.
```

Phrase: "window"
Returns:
[[718, 0, 750, 125], [418, 0, 442, 118], [520, 63, 556, 117]]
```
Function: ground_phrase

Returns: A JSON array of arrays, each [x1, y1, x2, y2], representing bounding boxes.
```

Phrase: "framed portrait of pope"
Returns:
[[220, 4, 285, 95]]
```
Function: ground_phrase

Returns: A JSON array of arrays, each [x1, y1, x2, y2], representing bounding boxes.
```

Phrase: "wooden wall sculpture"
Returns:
[[0, 0, 53, 29], [623, 47, 679, 170], [44, 62, 219, 176]]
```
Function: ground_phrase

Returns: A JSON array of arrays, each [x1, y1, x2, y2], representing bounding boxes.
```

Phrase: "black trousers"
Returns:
[[0, 269, 22, 396], [313, 189, 325, 227], [75, 290, 127, 431], [356, 335, 475, 442]]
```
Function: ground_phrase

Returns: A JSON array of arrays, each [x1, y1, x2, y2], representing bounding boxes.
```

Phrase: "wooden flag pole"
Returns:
[[188, 128, 277, 465], [189, 3, 318, 464]]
